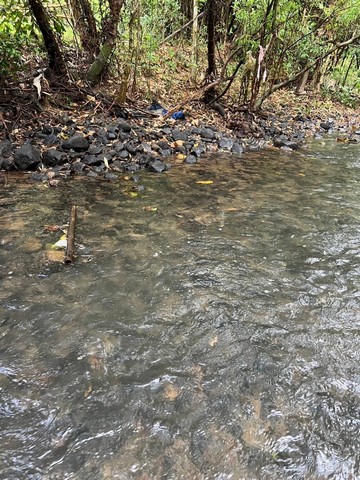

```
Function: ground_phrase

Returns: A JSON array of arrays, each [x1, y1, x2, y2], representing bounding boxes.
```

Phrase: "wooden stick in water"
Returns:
[[64, 205, 77, 264]]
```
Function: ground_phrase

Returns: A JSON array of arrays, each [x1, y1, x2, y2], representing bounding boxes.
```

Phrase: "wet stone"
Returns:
[[0, 158, 13, 170], [158, 140, 170, 150], [320, 122, 332, 131], [114, 142, 125, 152], [107, 132, 117, 140], [138, 143, 152, 154], [124, 163, 140, 172], [118, 120, 132, 132], [88, 145, 103, 155], [231, 142, 243, 154], [185, 154, 197, 164], [36, 133, 59, 145], [42, 149, 68, 167], [71, 161, 85, 172], [160, 149, 172, 157], [138, 154, 152, 166], [62, 134, 89, 152], [172, 129, 188, 142], [200, 127, 215, 139], [126, 143, 137, 155], [29, 172, 47, 182], [118, 150, 129, 159], [192, 144, 206, 157], [218, 137, 234, 150], [14, 143, 41, 170], [273, 135, 288, 148], [104, 172, 118, 181], [107, 125, 118, 134], [118, 131, 130, 141], [0, 140, 12, 157], [83, 154, 104, 166], [96, 129, 108, 144], [148, 159, 168, 173]]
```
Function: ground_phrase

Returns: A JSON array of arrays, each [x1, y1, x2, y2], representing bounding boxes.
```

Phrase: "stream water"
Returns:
[[1, 137, 360, 479]]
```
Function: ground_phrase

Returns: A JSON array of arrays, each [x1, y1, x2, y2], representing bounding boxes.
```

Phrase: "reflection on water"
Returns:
[[1, 138, 360, 479]]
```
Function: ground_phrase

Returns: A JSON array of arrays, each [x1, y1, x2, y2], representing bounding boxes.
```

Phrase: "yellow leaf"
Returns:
[[46, 249, 64, 262], [143, 206, 158, 212], [209, 335, 218, 347], [163, 383, 179, 401], [196, 180, 214, 185], [177, 153, 186, 160], [128, 191, 138, 197], [84, 385, 93, 398]]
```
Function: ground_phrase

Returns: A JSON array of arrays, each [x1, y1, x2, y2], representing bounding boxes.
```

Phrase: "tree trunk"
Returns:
[[296, 69, 309, 94], [86, 0, 125, 84], [28, 0, 66, 76], [69, 0, 99, 54], [206, 0, 216, 79], [191, 0, 199, 83]]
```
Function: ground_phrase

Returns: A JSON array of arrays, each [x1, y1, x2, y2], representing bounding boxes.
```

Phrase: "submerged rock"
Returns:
[[185, 154, 197, 164], [273, 135, 300, 150]]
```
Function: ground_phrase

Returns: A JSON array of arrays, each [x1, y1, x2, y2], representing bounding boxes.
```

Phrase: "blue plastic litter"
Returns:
[[149, 101, 185, 120], [171, 111, 185, 120]]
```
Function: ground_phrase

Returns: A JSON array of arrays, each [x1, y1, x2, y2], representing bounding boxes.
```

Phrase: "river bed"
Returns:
[[1, 137, 360, 479]]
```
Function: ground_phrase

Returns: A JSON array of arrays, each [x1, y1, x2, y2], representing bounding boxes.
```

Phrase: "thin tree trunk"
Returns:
[[296, 69, 309, 94], [69, 0, 99, 54], [28, 0, 66, 76], [206, 0, 216, 78], [191, 0, 199, 83], [86, 0, 125, 84]]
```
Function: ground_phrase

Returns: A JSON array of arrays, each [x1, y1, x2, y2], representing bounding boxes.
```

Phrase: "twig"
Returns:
[[64, 205, 77, 264], [160, 12, 205, 45]]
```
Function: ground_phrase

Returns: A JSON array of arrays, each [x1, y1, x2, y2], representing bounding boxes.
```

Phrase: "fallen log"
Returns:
[[64, 205, 77, 264]]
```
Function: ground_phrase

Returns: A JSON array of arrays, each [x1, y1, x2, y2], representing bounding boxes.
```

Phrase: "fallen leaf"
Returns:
[[128, 191, 138, 197], [143, 206, 158, 212], [44, 225, 61, 232], [196, 180, 214, 185], [209, 335, 218, 347], [84, 385, 93, 398], [163, 383, 179, 401], [46, 249, 65, 262]]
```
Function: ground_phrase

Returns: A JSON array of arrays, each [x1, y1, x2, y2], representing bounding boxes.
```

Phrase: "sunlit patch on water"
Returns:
[[1, 138, 360, 478]]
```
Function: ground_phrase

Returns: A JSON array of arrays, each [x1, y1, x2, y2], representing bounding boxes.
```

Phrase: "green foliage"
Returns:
[[0, 0, 37, 77]]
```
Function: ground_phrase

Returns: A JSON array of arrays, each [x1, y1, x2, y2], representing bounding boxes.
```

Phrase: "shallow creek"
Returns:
[[1, 137, 360, 479]]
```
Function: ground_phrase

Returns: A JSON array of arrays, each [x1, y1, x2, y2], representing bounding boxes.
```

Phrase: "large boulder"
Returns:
[[14, 143, 41, 170]]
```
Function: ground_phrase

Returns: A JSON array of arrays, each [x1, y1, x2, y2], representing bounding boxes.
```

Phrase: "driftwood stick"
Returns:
[[64, 205, 77, 264]]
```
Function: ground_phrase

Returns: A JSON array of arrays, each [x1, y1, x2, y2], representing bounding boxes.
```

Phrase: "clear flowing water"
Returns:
[[1, 138, 360, 479]]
